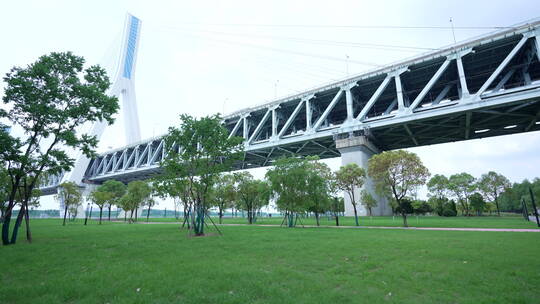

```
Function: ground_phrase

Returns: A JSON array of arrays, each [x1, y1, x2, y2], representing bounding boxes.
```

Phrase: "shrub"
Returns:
[[442, 208, 457, 217]]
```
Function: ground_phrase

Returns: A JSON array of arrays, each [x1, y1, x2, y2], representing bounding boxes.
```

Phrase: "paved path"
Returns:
[[137, 221, 540, 232]]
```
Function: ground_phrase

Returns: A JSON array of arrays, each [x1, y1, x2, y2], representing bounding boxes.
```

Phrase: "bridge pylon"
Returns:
[[55, 13, 143, 218]]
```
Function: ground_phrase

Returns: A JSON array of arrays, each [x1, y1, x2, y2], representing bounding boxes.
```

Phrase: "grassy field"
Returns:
[[143, 215, 540, 229], [1, 219, 539, 303]]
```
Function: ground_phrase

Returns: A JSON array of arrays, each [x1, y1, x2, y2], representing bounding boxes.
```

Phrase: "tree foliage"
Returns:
[[57, 182, 82, 226], [334, 163, 366, 226], [211, 174, 236, 223], [234, 172, 270, 224], [448, 173, 476, 216], [469, 192, 486, 216], [360, 190, 377, 216], [119, 181, 152, 223], [477, 171, 511, 216], [368, 150, 430, 227], [0, 52, 119, 245], [160, 114, 243, 235]]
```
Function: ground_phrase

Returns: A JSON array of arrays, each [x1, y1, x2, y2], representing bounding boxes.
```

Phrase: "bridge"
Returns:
[[42, 17, 540, 216]]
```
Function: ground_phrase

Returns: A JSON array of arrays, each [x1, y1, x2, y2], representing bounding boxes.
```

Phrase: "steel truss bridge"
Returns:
[[42, 19, 540, 192]]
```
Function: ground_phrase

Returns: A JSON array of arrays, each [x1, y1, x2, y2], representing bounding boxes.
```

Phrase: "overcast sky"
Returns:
[[1, 0, 540, 210]]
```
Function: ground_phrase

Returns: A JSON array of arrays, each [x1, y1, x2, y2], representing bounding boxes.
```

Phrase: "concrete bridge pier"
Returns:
[[335, 135, 392, 216]]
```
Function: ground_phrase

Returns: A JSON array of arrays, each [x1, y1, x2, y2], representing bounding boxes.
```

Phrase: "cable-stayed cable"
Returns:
[[158, 31, 384, 67], [158, 27, 437, 52]]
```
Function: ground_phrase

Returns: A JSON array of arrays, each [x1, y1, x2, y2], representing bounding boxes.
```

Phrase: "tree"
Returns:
[[448, 173, 476, 216], [469, 192, 486, 216], [484, 202, 496, 215], [428, 196, 450, 216], [360, 190, 377, 217], [266, 157, 315, 227], [0, 166, 9, 223], [477, 171, 511, 216], [122, 181, 151, 223], [305, 161, 333, 226], [235, 172, 270, 224], [145, 196, 157, 222], [89, 188, 111, 224], [160, 114, 243, 236], [99, 180, 126, 221], [57, 182, 82, 226], [329, 196, 344, 226], [0, 52, 118, 245], [10, 177, 42, 243], [154, 178, 192, 224], [334, 163, 366, 226], [212, 174, 236, 224], [368, 150, 430, 227], [412, 199, 432, 216]]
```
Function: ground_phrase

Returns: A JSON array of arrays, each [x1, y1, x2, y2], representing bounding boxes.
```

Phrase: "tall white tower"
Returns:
[[58, 14, 143, 217]]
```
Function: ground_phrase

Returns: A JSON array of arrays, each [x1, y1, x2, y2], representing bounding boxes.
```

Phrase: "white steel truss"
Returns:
[[42, 18, 540, 188]]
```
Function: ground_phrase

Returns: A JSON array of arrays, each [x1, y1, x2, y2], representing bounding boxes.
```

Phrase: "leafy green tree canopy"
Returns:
[[368, 150, 430, 227], [1, 52, 119, 245], [334, 163, 366, 226], [160, 114, 243, 235]]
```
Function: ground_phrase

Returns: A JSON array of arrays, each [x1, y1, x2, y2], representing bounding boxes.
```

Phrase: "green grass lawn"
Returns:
[[143, 215, 540, 229], [1, 219, 539, 303]]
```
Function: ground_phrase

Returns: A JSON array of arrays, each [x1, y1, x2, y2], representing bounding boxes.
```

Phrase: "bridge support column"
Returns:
[[335, 135, 391, 216]]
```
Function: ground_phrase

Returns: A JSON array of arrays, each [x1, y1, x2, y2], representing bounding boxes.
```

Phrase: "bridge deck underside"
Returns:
[[83, 95, 540, 185]]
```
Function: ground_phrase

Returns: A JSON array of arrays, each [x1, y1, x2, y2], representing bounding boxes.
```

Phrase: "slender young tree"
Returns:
[[477, 171, 511, 216], [57, 182, 83, 226], [212, 174, 236, 224], [0, 52, 118, 245], [266, 157, 314, 227], [469, 193, 486, 216], [99, 180, 126, 220], [334, 163, 366, 226], [306, 161, 333, 226], [329, 196, 345, 226], [360, 190, 377, 217], [448, 173, 476, 216], [122, 181, 151, 223], [160, 114, 243, 236], [235, 172, 270, 224], [368, 150, 430, 227], [89, 189, 111, 224]]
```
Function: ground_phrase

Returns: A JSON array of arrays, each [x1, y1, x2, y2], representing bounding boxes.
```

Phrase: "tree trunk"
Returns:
[[10, 206, 26, 244], [219, 208, 223, 224], [247, 208, 253, 224], [315, 212, 320, 226], [147, 206, 151, 222], [288, 212, 295, 228], [124, 210, 127, 222], [99, 207, 103, 225], [62, 205, 68, 226], [2, 211, 12, 245], [335, 213, 339, 226], [108, 205, 112, 221], [495, 197, 501, 216], [353, 205, 359, 226], [194, 204, 205, 236], [24, 202, 32, 243], [402, 212, 408, 227]]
